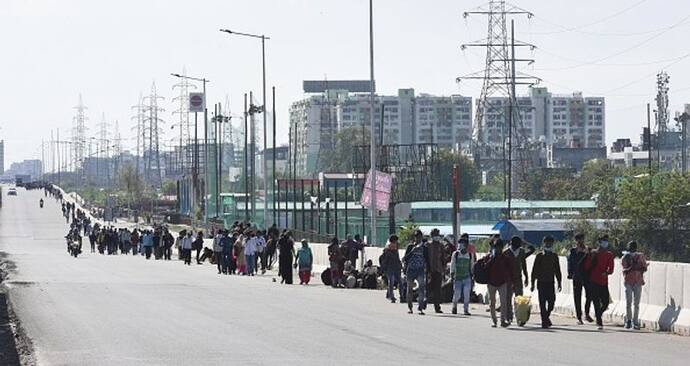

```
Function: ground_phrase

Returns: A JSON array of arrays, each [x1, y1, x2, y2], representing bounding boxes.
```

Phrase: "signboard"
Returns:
[[189, 92, 204, 113], [360, 170, 392, 212]]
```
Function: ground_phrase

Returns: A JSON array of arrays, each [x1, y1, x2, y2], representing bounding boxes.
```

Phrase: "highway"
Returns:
[[1, 187, 689, 366]]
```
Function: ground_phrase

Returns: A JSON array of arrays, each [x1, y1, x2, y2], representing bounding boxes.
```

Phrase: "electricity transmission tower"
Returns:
[[457, 0, 540, 215], [71, 94, 88, 178], [172, 67, 196, 176], [132, 93, 146, 177], [96, 112, 110, 186], [656, 71, 670, 136], [143, 81, 165, 188]]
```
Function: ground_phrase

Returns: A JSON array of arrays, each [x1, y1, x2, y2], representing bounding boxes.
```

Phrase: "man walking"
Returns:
[[181, 231, 193, 265], [244, 231, 259, 276], [505, 236, 534, 324], [622, 240, 647, 330], [403, 230, 429, 315], [427, 228, 446, 314], [487, 239, 515, 327], [530, 236, 562, 328], [584, 234, 615, 330], [213, 230, 224, 274], [567, 233, 593, 324], [450, 238, 474, 315], [379, 235, 403, 303]]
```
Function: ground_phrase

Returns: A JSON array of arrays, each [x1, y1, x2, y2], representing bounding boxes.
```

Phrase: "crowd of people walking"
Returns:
[[46, 182, 650, 331]]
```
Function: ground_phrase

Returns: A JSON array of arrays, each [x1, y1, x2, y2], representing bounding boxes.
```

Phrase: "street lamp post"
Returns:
[[220, 28, 271, 229], [171, 73, 209, 229], [368, 0, 377, 246]]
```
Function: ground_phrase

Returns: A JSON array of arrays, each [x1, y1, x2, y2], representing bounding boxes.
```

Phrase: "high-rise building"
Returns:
[[0, 140, 4, 174], [289, 81, 473, 176], [480, 87, 605, 148]]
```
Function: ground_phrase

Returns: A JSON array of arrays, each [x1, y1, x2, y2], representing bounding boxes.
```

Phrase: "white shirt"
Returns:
[[181, 236, 193, 249]]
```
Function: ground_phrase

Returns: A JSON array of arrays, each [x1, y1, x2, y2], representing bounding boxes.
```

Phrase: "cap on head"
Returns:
[[543, 235, 555, 245]]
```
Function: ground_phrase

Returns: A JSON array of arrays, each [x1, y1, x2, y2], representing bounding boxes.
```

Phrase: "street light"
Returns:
[[171, 73, 209, 228], [220, 28, 271, 229]]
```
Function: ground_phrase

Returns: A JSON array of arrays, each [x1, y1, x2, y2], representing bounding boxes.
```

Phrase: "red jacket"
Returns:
[[488, 251, 515, 287], [584, 250, 614, 286]]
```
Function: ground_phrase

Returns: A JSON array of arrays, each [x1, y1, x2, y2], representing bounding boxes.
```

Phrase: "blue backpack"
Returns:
[[406, 245, 426, 276]]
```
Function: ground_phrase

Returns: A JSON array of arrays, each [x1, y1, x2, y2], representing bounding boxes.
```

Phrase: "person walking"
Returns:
[[530, 236, 562, 328], [486, 239, 515, 327], [142, 230, 154, 260], [181, 231, 193, 265], [213, 230, 224, 274], [403, 230, 429, 315], [296, 239, 313, 285], [163, 228, 174, 260], [278, 231, 295, 284], [193, 231, 204, 264], [328, 237, 344, 288], [584, 234, 615, 330], [504, 236, 535, 324], [221, 231, 233, 275], [427, 228, 446, 314], [234, 233, 247, 275], [88, 228, 97, 253], [244, 231, 259, 276], [379, 235, 403, 303], [450, 238, 474, 316], [622, 240, 648, 330], [567, 233, 593, 324]]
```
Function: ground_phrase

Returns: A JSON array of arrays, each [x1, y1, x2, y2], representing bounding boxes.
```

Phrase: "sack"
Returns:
[[473, 255, 492, 285], [514, 295, 532, 326]]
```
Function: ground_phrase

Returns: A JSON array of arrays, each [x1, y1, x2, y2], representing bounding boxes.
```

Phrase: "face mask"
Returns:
[[511, 243, 520, 250], [544, 246, 553, 252], [432, 236, 440, 242], [599, 241, 609, 249]]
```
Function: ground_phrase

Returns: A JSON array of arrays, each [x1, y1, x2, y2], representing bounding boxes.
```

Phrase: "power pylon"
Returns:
[[143, 81, 165, 188], [656, 71, 670, 135], [457, 0, 540, 212], [96, 112, 111, 186], [71, 94, 88, 176], [172, 67, 196, 176], [131, 93, 146, 177]]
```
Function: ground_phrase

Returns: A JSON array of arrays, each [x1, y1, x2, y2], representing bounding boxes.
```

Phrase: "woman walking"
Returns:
[[296, 239, 313, 285], [278, 231, 295, 284]]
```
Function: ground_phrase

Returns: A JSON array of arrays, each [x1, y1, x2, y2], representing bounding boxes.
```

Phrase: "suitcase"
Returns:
[[515, 295, 532, 326]]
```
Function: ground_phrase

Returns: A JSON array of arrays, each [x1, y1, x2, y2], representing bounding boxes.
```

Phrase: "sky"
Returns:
[[2, 0, 690, 167]]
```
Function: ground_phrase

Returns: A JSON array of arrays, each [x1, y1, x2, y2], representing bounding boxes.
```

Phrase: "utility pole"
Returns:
[[368, 0, 377, 246], [244, 93, 249, 222], [272, 86, 277, 226], [647, 103, 652, 178]]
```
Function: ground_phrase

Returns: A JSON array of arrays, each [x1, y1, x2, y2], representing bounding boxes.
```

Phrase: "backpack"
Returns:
[[473, 255, 492, 285], [406, 245, 426, 276]]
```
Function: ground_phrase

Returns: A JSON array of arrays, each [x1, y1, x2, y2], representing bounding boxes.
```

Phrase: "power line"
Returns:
[[529, 0, 649, 36], [530, 13, 690, 71]]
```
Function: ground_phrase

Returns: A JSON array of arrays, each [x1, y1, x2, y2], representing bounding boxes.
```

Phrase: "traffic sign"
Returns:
[[189, 92, 204, 112]]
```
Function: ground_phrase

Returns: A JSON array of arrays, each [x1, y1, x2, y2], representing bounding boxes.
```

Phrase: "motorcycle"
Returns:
[[66, 235, 81, 258]]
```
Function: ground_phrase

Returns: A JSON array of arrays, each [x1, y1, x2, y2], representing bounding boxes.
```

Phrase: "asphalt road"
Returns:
[[1, 187, 690, 366]]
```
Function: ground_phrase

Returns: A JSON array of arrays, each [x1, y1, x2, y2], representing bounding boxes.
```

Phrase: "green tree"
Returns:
[[118, 164, 144, 205], [162, 180, 177, 196], [436, 149, 481, 200], [318, 127, 370, 173]]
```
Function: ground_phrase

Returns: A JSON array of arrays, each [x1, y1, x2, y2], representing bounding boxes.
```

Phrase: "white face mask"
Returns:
[[544, 246, 553, 252], [432, 236, 440, 242], [599, 241, 609, 249]]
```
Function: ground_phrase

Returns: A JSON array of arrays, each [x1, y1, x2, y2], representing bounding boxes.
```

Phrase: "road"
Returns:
[[1, 187, 689, 366]]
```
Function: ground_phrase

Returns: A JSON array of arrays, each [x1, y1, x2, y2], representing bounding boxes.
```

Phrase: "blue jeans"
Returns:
[[452, 277, 472, 312], [406, 272, 426, 311], [386, 272, 402, 301], [246, 254, 256, 275]]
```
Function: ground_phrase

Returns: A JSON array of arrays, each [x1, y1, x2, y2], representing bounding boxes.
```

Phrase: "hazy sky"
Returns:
[[2, 0, 690, 167]]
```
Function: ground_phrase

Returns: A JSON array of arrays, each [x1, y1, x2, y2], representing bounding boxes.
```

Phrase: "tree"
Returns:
[[436, 149, 481, 200], [319, 127, 370, 173], [162, 180, 177, 196], [118, 164, 144, 206]]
